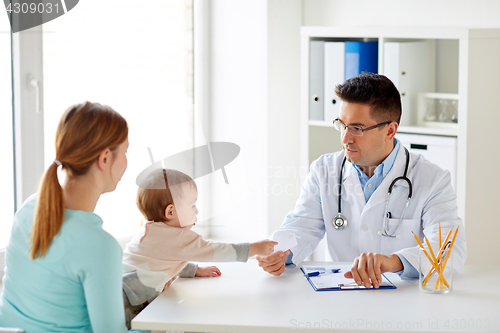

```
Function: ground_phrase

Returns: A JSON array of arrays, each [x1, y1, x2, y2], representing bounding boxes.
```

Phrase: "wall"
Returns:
[[267, 0, 302, 234], [205, 0, 303, 242], [207, 0, 269, 242], [303, 0, 500, 28]]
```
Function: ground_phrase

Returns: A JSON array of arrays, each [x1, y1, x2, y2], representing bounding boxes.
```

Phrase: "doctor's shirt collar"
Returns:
[[352, 138, 400, 181]]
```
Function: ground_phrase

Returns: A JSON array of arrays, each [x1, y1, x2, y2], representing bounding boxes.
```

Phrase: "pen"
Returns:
[[304, 269, 341, 277]]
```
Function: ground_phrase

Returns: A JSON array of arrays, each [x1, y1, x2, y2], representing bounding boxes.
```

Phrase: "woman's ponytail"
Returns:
[[30, 162, 65, 259]]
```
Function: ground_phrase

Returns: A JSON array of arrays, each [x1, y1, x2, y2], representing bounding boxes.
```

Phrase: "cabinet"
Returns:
[[300, 27, 500, 265]]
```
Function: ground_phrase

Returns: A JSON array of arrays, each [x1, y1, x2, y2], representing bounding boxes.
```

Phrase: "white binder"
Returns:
[[384, 41, 436, 126], [324, 42, 345, 123], [309, 41, 325, 120]]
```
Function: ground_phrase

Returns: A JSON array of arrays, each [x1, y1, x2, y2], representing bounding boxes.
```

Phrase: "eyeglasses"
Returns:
[[333, 118, 391, 137]]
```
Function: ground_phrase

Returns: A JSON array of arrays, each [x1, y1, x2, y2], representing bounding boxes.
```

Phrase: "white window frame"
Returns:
[[0, 25, 44, 280]]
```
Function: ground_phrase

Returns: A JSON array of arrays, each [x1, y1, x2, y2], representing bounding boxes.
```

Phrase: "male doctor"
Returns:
[[257, 73, 466, 288]]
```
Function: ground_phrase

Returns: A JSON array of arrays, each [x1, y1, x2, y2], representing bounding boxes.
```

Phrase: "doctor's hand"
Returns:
[[256, 250, 290, 276], [344, 253, 403, 289]]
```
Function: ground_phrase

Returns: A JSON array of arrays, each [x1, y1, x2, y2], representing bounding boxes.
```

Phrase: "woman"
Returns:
[[0, 102, 129, 332]]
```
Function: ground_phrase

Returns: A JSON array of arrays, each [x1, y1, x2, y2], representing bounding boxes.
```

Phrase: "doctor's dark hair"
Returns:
[[335, 73, 402, 124], [31, 102, 128, 260], [136, 168, 197, 222]]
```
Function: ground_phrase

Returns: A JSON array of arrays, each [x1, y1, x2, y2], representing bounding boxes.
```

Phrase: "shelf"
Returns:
[[397, 125, 457, 137], [308, 121, 457, 137], [301, 26, 500, 41], [301, 26, 500, 266]]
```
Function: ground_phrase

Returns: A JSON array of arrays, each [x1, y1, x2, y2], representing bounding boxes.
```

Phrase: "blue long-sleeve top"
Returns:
[[0, 194, 127, 333]]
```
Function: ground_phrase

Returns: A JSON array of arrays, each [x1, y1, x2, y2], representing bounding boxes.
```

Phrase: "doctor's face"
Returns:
[[338, 101, 392, 169]]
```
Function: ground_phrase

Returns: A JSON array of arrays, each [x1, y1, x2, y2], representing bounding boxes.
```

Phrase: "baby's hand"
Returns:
[[162, 276, 177, 291], [250, 239, 278, 256], [195, 266, 222, 277]]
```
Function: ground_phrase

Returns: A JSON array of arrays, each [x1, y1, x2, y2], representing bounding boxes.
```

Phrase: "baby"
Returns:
[[122, 168, 276, 328]]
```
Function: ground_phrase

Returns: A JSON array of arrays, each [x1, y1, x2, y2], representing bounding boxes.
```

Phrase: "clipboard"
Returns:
[[300, 264, 397, 291]]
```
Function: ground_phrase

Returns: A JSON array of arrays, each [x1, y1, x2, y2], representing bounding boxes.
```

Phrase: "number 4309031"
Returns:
[[5, 2, 60, 15]]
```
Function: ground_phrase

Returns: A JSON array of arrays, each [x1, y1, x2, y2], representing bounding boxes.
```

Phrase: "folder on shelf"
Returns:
[[324, 42, 345, 122], [309, 40, 325, 120], [345, 41, 378, 80], [300, 264, 396, 291], [383, 41, 436, 126]]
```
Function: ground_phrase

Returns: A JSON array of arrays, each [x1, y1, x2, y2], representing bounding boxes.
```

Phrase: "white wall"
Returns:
[[267, 0, 302, 234], [303, 0, 500, 28], [207, 0, 269, 242], [206, 0, 303, 241]]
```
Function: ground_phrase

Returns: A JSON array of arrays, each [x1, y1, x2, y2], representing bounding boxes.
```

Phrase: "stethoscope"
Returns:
[[333, 147, 413, 238]]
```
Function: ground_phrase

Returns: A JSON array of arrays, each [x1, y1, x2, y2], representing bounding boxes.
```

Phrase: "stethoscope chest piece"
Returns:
[[333, 214, 347, 230]]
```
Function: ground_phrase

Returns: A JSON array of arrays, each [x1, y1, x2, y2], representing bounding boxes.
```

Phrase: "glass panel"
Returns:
[[0, 12, 15, 249], [42, 0, 194, 241]]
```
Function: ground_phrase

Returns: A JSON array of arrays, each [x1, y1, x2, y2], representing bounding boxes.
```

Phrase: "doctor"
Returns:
[[257, 73, 466, 288]]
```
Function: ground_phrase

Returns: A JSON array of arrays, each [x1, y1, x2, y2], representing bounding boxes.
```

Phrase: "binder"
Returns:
[[300, 264, 397, 291], [309, 40, 325, 120], [345, 41, 378, 80], [324, 42, 345, 122], [383, 41, 436, 126]]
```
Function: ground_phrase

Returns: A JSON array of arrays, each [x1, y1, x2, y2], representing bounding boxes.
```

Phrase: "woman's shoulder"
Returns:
[[60, 211, 121, 253], [15, 193, 38, 219]]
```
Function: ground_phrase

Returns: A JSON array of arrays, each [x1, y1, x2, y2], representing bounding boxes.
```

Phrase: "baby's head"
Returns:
[[136, 168, 198, 228]]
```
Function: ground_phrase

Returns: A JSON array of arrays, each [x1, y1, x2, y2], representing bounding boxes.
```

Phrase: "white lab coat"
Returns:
[[276, 146, 466, 272]]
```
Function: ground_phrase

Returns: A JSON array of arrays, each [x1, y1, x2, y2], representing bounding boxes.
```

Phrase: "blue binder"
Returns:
[[345, 41, 378, 80]]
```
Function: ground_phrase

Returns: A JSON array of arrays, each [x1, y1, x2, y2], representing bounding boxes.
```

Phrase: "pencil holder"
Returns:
[[419, 245, 453, 294]]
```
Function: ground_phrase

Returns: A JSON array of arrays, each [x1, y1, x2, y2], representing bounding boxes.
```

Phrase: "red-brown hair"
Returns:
[[30, 102, 128, 259], [136, 168, 196, 222]]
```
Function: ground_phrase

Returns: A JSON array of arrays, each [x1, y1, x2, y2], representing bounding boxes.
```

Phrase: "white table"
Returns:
[[132, 261, 500, 332]]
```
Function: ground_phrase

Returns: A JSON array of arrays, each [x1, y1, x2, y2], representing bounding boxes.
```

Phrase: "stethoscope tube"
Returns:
[[335, 147, 412, 237], [333, 157, 348, 230]]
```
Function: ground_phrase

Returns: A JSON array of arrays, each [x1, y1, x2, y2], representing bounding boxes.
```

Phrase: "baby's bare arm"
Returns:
[[250, 240, 277, 256]]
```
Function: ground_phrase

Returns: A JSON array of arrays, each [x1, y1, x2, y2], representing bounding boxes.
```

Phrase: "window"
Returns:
[[1, 0, 194, 258], [0, 14, 15, 250], [42, 0, 194, 241]]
